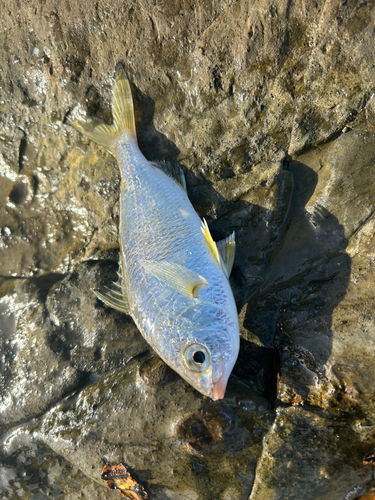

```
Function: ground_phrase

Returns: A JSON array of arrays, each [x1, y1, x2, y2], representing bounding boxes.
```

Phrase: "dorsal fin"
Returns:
[[150, 159, 187, 192], [201, 220, 236, 278], [201, 219, 221, 267]]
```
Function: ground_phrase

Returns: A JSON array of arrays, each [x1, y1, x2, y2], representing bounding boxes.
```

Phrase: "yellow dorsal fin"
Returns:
[[69, 63, 136, 153], [201, 219, 221, 267]]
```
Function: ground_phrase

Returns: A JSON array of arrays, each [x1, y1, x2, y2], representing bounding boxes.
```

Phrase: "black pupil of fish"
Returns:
[[193, 351, 205, 364]]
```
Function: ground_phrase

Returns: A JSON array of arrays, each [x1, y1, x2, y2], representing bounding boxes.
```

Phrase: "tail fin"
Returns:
[[69, 63, 136, 153]]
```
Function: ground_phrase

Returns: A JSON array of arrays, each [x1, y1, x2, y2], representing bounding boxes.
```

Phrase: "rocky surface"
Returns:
[[1, 0, 375, 498]]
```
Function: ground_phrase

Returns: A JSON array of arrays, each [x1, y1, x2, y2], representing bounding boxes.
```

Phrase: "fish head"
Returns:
[[178, 325, 239, 400]]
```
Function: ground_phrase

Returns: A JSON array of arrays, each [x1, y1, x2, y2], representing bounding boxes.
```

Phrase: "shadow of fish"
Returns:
[[69, 64, 239, 400]]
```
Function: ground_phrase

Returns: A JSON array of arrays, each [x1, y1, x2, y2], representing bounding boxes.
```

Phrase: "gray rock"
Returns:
[[38, 358, 271, 500], [1, 0, 375, 498], [0, 422, 110, 498], [250, 406, 373, 500], [0, 261, 149, 434], [272, 129, 375, 413]]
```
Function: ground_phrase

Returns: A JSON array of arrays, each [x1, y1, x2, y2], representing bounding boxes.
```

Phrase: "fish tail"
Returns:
[[69, 63, 136, 153]]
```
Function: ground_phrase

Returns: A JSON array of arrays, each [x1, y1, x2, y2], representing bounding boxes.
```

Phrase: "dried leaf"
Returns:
[[356, 488, 375, 500], [101, 462, 150, 499], [363, 449, 375, 465]]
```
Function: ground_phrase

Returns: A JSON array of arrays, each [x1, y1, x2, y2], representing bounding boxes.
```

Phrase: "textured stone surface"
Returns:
[[38, 361, 270, 500], [0, 424, 110, 499], [1, 0, 375, 498], [250, 406, 374, 500], [0, 261, 149, 434], [273, 130, 375, 411]]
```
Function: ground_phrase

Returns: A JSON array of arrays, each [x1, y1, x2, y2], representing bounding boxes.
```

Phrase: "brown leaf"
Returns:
[[363, 449, 375, 466], [101, 462, 150, 499]]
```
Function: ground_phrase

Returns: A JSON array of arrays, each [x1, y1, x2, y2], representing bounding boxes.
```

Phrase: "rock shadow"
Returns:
[[240, 160, 351, 403]]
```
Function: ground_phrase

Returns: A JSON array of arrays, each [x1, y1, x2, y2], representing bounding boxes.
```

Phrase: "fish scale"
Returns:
[[70, 64, 239, 399]]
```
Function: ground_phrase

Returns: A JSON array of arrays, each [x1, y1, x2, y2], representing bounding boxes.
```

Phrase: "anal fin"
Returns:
[[94, 288, 129, 313], [93, 261, 130, 314]]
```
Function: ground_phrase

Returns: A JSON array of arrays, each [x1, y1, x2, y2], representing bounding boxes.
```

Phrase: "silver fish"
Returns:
[[70, 64, 239, 399]]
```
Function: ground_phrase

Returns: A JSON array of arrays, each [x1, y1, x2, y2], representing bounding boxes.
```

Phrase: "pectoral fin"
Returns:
[[93, 262, 130, 314], [217, 231, 236, 278], [142, 260, 208, 298]]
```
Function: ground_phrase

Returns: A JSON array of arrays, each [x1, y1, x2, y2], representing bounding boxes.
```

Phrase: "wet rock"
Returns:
[[0, 0, 375, 498], [174, 410, 228, 452], [209, 160, 293, 302], [260, 129, 375, 415], [38, 359, 271, 500], [0, 424, 110, 499], [0, 261, 149, 434], [0, 1, 373, 276], [0, 261, 271, 499], [0, 131, 120, 277], [45, 259, 149, 373], [0, 277, 84, 434], [232, 340, 279, 401], [138, 355, 170, 386], [250, 406, 374, 500], [276, 345, 335, 408]]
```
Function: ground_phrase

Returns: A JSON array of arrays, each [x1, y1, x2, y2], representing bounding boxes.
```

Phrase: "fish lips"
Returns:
[[211, 377, 227, 400], [211, 359, 228, 400]]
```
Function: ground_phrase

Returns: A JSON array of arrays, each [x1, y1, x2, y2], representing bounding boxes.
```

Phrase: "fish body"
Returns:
[[70, 65, 239, 399]]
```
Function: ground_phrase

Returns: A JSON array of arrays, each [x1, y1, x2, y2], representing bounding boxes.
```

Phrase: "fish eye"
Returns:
[[193, 351, 205, 363], [183, 343, 210, 372]]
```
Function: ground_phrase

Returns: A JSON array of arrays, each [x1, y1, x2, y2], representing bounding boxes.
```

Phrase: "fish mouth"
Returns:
[[211, 377, 227, 400]]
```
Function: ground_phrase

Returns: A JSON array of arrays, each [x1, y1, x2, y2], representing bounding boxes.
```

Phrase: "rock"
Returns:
[[270, 129, 375, 414], [138, 355, 170, 386], [0, 0, 375, 498], [0, 423, 110, 498], [174, 410, 228, 452], [241, 126, 375, 497], [38, 357, 271, 500], [249, 406, 373, 500], [0, 261, 149, 434], [0, 261, 271, 499]]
